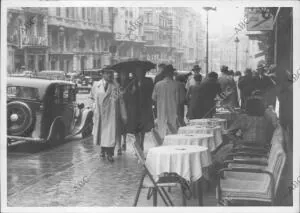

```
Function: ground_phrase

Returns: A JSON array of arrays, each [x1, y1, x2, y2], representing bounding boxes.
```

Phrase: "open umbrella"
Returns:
[[110, 59, 156, 72]]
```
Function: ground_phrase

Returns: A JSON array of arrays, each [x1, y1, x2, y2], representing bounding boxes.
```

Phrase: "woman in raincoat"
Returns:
[[90, 68, 127, 162]]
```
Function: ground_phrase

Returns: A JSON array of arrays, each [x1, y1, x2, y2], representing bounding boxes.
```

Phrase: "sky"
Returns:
[[196, 7, 245, 35]]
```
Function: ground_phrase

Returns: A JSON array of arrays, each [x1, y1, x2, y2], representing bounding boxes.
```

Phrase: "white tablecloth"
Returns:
[[163, 134, 216, 152], [145, 145, 212, 182], [178, 126, 223, 149], [188, 118, 227, 133]]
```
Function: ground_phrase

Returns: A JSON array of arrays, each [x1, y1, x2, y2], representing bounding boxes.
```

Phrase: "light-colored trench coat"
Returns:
[[152, 78, 186, 139], [90, 79, 127, 148]]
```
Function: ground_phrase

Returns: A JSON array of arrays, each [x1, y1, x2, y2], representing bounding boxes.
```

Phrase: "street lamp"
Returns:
[[234, 36, 240, 71], [203, 7, 216, 75]]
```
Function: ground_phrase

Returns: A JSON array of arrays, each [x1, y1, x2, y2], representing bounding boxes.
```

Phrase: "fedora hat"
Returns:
[[164, 64, 176, 73], [192, 65, 201, 71]]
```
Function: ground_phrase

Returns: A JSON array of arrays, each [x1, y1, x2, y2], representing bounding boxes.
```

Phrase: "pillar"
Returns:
[[24, 48, 28, 69]]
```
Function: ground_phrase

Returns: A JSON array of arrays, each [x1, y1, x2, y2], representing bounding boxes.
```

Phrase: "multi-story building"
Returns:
[[47, 7, 112, 72], [142, 7, 204, 70], [112, 7, 146, 63], [7, 7, 205, 73], [7, 7, 48, 73], [143, 7, 172, 65]]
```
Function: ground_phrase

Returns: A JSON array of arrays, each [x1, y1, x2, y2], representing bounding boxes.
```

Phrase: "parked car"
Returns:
[[7, 77, 93, 146], [9, 71, 34, 78], [37, 70, 67, 80], [82, 69, 102, 85]]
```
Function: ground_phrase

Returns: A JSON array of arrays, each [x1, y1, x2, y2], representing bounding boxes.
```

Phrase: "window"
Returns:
[[7, 86, 39, 100], [99, 9, 104, 24], [82, 8, 86, 19], [37, 16, 44, 37], [65, 32, 70, 50], [145, 13, 152, 24], [56, 8, 61, 16], [125, 20, 128, 33], [66, 8, 70, 18], [129, 11, 133, 18]]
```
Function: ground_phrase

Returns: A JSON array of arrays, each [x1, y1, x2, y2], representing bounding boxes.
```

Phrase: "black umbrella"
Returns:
[[110, 59, 156, 72]]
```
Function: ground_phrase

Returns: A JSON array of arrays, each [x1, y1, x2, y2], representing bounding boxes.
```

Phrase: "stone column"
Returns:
[[45, 50, 49, 70], [24, 48, 28, 69], [34, 54, 39, 72]]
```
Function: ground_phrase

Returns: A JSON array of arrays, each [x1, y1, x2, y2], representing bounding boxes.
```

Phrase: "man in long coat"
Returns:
[[152, 64, 186, 139], [218, 65, 239, 108], [238, 68, 255, 109], [90, 68, 127, 162]]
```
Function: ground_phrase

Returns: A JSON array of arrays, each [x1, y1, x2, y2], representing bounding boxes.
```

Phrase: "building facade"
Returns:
[[7, 7, 205, 73], [7, 7, 48, 74], [47, 7, 112, 73], [142, 7, 204, 70], [112, 7, 146, 63]]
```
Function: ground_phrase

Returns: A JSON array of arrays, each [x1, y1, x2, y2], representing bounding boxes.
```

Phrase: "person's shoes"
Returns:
[[107, 155, 114, 162], [117, 149, 122, 156], [122, 143, 126, 151], [100, 153, 105, 159]]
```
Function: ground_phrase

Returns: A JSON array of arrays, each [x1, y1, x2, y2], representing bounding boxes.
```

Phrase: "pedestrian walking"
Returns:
[[133, 65, 155, 151], [218, 65, 239, 108], [264, 64, 278, 108], [153, 63, 166, 119], [90, 68, 127, 162], [186, 74, 203, 119], [252, 64, 275, 107], [152, 64, 186, 139], [238, 68, 255, 109], [117, 70, 138, 153], [191, 72, 222, 119], [175, 73, 188, 126], [154, 63, 166, 85], [185, 65, 201, 90]]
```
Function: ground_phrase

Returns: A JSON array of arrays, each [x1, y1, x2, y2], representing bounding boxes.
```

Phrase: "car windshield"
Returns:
[[7, 86, 39, 100]]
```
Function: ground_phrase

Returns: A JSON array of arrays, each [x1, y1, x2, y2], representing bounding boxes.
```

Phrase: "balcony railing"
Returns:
[[48, 16, 111, 33], [21, 35, 47, 47], [145, 40, 170, 47]]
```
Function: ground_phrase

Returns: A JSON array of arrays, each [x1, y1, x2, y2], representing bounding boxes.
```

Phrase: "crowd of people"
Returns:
[[89, 61, 278, 162]]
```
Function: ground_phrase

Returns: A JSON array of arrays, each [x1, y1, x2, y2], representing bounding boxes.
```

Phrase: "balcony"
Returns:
[[48, 16, 112, 33], [21, 35, 48, 47], [114, 33, 146, 43], [145, 40, 170, 48]]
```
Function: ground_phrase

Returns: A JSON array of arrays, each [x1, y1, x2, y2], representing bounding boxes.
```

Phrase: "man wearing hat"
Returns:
[[152, 64, 186, 139], [186, 65, 202, 90], [90, 68, 127, 162], [252, 63, 275, 107]]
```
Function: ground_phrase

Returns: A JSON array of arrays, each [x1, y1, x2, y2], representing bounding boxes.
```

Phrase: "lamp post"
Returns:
[[203, 7, 216, 75], [234, 36, 240, 71]]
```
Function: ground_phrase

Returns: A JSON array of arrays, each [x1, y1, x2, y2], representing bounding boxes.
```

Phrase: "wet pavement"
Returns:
[[6, 93, 293, 207], [7, 133, 217, 207]]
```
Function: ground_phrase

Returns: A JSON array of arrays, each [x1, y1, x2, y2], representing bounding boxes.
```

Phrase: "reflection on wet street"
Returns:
[[8, 133, 217, 207]]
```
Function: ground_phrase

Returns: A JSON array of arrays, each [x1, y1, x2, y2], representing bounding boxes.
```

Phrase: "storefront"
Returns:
[[24, 47, 48, 72]]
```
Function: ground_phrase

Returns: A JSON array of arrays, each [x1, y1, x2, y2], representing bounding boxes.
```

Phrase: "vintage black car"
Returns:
[[7, 77, 93, 146]]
